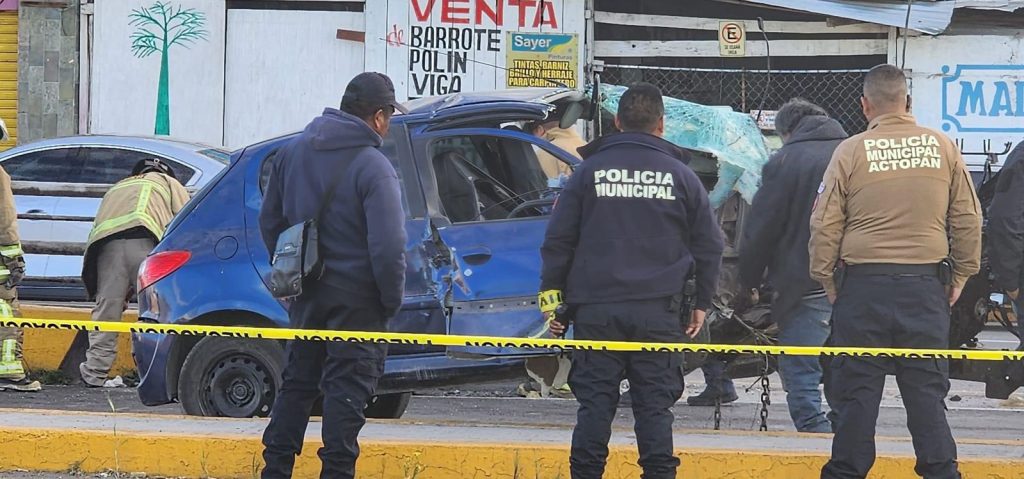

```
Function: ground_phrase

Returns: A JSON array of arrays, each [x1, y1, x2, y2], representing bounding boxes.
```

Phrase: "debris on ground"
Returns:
[[102, 376, 126, 388]]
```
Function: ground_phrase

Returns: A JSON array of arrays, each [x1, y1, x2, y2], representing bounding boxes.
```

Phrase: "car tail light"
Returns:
[[138, 250, 191, 291]]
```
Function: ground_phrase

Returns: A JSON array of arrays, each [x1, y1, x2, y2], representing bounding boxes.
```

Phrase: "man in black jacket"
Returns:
[[987, 141, 1024, 346], [540, 83, 724, 479], [258, 72, 408, 479], [738, 98, 848, 433]]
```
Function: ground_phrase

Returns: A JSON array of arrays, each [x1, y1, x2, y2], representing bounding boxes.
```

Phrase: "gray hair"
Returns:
[[774, 98, 829, 137], [863, 64, 908, 108]]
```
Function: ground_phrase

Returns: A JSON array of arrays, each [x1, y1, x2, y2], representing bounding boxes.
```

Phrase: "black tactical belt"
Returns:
[[845, 263, 939, 277]]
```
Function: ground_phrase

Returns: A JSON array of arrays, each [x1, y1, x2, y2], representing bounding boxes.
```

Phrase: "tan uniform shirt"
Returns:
[[538, 127, 585, 179], [809, 113, 982, 295], [0, 166, 18, 247], [87, 172, 190, 248]]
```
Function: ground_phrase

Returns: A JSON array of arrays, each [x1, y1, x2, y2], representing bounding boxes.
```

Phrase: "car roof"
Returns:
[[2, 134, 228, 154], [0, 135, 231, 165], [401, 88, 571, 116]]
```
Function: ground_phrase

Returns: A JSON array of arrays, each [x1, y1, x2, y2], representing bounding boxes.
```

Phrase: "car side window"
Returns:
[[1, 148, 82, 182], [429, 135, 551, 223], [78, 148, 195, 184]]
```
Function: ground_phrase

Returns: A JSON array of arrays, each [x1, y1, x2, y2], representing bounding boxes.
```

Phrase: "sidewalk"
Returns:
[[0, 408, 1021, 478]]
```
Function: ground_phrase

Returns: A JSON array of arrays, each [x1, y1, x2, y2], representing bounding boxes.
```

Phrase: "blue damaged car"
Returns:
[[131, 89, 596, 419]]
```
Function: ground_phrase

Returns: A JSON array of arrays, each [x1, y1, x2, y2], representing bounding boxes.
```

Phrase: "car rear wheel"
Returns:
[[178, 336, 284, 418]]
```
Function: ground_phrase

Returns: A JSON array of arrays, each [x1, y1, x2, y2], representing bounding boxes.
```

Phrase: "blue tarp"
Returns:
[[599, 84, 771, 208]]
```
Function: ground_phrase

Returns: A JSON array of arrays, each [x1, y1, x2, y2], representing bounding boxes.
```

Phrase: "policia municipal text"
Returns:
[[539, 83, 725, 479], [811, 65, 982, 479]]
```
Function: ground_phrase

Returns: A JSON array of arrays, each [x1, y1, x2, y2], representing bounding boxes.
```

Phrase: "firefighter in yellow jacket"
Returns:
[[0, 163, 41, 392], [79, 158, 189, 387]]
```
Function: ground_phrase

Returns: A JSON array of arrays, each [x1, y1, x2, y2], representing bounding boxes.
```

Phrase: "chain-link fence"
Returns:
[[601, 65, 869, 135]]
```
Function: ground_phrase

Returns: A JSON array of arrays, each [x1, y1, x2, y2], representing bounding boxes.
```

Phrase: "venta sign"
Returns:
[[401, 0, 570, 99], [941, 64, 1024, 134]]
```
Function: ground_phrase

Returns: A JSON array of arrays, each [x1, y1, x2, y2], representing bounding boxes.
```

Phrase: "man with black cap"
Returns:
[[80, 158, 189, 387], [259, 72, 409, 479]]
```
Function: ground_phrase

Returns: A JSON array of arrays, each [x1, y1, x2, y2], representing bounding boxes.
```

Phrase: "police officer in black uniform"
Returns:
[[540, 83, 724, 479]]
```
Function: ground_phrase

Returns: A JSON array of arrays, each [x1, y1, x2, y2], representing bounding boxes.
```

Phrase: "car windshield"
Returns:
[[198, 148, 231, 164]]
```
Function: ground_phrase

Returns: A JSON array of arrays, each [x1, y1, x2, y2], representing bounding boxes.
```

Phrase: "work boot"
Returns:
[[0, 376, 42, 392], [687, 359, 738, 406], [686, 386, 738, 406]]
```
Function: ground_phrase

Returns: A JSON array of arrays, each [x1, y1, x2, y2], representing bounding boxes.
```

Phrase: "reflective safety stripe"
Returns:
[[89, 182, 164, 242], [0, 244, 23, 258], [0, 268, 10, 281], [1, 339, 14, 362], [108, 178, 171, 203], [0, 300, 12, 318], [0, 361, 24, 377]]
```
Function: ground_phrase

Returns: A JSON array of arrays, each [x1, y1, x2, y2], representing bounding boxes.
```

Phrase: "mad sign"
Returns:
[[719, 21, 745, 57]]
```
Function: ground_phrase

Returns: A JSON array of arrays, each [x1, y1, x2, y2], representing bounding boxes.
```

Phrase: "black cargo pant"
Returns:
[[261, 282, 388, 479], [821, 274, 960, 479], [569, 297, 686, 479]]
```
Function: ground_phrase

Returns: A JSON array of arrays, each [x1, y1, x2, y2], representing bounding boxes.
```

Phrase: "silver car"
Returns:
[[0, 135, 230, 300]]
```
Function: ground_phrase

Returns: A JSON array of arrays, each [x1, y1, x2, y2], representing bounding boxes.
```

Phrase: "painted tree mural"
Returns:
[[129, 2, 208, 136]]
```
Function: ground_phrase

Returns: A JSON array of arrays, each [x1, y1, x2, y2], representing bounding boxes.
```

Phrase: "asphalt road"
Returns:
[[3, 335, 1023, 436]]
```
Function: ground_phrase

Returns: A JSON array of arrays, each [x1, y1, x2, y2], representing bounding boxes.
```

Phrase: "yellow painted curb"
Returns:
[[0, 427, 1021, 478], [20, 304, 136, 376]]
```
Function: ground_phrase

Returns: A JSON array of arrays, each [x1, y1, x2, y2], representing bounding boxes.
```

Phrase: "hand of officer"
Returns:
[[539, 290, 565, 337], [948, 286, 962, 306], [685, 309, 706, 338], [1009, 289, 1020, 301], [546, 311, 567, 337], [827, 291, 837, 305]]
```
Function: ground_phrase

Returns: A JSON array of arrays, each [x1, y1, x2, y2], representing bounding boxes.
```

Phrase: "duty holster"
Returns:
[[673, 274, 698, 331], [938, 258, 954, 286], [833, 261, 847, 292]]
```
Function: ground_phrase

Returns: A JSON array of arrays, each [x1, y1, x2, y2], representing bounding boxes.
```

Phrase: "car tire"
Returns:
[[178, 336, 285, 418], [364, 392, 412, 419]]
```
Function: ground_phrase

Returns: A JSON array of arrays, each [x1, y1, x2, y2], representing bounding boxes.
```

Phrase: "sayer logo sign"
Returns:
[[941, 64, 1024, 133]]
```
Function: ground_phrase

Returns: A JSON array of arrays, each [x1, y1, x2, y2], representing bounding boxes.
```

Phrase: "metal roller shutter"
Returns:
[[0, 11, 15, 149]]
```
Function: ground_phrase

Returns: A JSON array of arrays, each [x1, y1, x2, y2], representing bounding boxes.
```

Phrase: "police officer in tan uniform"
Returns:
[[0, 162, 40, 392], [811, 65, 981, 479], [79, 158, 189, 387]]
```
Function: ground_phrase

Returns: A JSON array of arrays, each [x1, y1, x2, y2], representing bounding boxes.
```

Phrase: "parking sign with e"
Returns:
[[719, 21, 745, 57]]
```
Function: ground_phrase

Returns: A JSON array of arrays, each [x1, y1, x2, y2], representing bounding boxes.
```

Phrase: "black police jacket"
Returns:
[[540, 132, 724, 310], [988, 141, 1024, 292], [738, 115, 847, 317]]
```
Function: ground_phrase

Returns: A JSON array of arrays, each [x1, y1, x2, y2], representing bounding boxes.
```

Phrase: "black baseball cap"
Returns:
[[341, 72, 409, 115]]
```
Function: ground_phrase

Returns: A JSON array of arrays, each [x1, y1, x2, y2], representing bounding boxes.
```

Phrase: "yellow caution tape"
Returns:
[[3, 317, 1023, 361]]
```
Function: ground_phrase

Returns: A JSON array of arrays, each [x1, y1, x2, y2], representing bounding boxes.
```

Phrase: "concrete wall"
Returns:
[[17, 0, 78, 145]]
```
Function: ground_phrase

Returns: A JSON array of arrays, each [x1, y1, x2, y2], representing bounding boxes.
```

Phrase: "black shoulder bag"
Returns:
[[268, 157, 355, 299]]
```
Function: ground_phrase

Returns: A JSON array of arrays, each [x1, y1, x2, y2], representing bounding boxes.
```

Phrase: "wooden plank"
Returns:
[[595, 39, 888, 57], [22, 241, 87, 256], [12, 181, 113, 198], [594, 11, 889, 35]]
